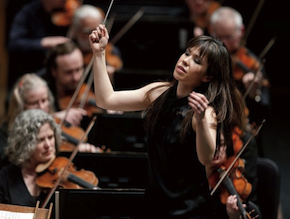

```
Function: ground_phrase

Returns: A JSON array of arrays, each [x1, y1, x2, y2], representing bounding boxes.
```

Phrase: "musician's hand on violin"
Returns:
[[188, 91, 208, 119], [78, 143, 101, 153], [226, 195, 246, 219], [41, 36, 71, 49], [89, 24, 109, 54], [242, 71, 263, 99], [53, 108, 87, 126]]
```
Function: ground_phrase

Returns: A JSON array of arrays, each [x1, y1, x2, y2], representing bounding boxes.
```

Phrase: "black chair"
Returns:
[[256, 157, 281, 219]]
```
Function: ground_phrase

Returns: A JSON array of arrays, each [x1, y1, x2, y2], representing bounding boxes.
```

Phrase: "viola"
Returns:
[[83, 43, 123, 71], [192, 1, 221, 30], [35, 156, 98, 190], [58, 83, 104, 118], [232, 47, 261, 82], [208, 128, 258, 218], [39, 116, 98, 208], [51, 0, 82, 27], [54, 116, 87, 152]]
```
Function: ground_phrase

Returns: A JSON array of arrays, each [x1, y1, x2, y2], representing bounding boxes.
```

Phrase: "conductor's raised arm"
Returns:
[[89, 24, 158, 112]]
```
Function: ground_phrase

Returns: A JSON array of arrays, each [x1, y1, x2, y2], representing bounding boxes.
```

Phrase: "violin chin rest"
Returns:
[[35, 155, 56, 173]]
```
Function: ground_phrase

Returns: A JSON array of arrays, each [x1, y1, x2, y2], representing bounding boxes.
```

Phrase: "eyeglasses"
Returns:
[[213, 28, 242, 42], [24, 98, 50, 109]]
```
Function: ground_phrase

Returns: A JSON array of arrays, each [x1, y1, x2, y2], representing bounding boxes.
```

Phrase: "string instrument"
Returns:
[[83, 42, 123, 70], [53, 116, 86, 151], [232, 47, 261, 83], [58, 83, 104, 118], [35, 156, 98, 190], [39, 116, 97, 208], [192, 1, 221, 30], [57, 0, 116, 123], [209, 129, 253, 218], [51, 0, 82, 27], [209, 122, 265, 218]]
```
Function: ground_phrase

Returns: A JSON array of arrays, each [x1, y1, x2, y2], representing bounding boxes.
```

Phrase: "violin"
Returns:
[[232, 47, 261, 83], [51, 0, 82, 27], [54, 116, 87, 152], [192, 1, 221, 30], [39, 116, 97, 208], [35, 156, 98, 190], [58, 83, 104, 118], [83, 42, 123, 70], [208, 128, 258, 218]]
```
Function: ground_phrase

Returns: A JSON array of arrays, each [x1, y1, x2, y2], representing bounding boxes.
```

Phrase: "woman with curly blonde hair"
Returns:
[[0, 109, 61, 206]]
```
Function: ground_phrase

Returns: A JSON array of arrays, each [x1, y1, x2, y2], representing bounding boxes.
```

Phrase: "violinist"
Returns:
[[0, 73, 101, 169], [43, 40, 105, 120], [71, 4, 123, 84], [208, 6, 271, 134], [207, 131, 261, 218], [0, 109, 62, 207], [7, 0, 71, 92]]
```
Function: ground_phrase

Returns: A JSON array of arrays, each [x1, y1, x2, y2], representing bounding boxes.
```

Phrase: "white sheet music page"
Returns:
[[0, 210, 34, 219]]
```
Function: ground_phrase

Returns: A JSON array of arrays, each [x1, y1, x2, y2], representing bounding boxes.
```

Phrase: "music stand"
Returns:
[[0, 201, 53, 219], [58, 188, 145, 219]]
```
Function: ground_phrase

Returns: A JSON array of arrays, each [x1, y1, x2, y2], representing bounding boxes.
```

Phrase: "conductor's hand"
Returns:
[[89, 24, 109, 54]]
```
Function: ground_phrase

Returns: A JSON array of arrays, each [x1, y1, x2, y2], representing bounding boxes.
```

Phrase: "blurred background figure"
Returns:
[[71, 4, 123, 84], [0, 73, 100, 169], [43, 40, 104, 117], [184, 0, 221, 37], [208, 6, 271, 156], [6, 0, 72, 93]]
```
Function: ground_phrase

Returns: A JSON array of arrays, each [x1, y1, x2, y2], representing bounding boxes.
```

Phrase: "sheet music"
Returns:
[[0, 210, 34, 219]]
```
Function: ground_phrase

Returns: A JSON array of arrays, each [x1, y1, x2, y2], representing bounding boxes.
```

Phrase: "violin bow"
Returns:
[[242, 36, 276, 100], [77, 0, 116, 109], [60, 0, 115, 125], [79, 7, 145, 108], [110, 8, 144, 45], [242, 0, 265, 46], [41, 116, 97, 208], [210, 120, 265, 196]]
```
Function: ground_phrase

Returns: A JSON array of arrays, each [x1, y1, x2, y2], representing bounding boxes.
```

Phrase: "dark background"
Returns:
[[3, 0, 290, 218], [90, 1, 290, 218], [91, 1, 290, 218]]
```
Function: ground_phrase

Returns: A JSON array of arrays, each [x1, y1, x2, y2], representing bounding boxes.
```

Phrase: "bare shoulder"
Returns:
[[141, 81, 171, 102]]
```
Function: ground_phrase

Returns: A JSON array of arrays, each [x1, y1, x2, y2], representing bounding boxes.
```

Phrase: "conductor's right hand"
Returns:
[[89, 24, 109, 54]]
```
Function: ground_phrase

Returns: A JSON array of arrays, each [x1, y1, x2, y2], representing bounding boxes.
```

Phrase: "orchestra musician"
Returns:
[[71, 4, 123, 84], [89, 23, 246, 218], [0, 73, 101, 169], [207, 6, 267, 205], [0, 109, 62, 207], [208, 6, 271, 132], [6, 0, 71, 92], [183, 0, 221, 37], [43, 40, 105, 119]]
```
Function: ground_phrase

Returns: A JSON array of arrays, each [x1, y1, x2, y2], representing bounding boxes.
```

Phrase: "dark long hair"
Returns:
[[144, 35, 245, 155]]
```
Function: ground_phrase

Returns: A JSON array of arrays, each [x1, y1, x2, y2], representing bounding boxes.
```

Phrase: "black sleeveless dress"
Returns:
[[144, 84, 213, 219]]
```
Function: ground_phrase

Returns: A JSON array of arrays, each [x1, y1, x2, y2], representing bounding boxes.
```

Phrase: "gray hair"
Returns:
[[72, 4, 104, 29], [210, 6, 243, 29], [6, 109, 62, 166], [4, 73, 55, 131]]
